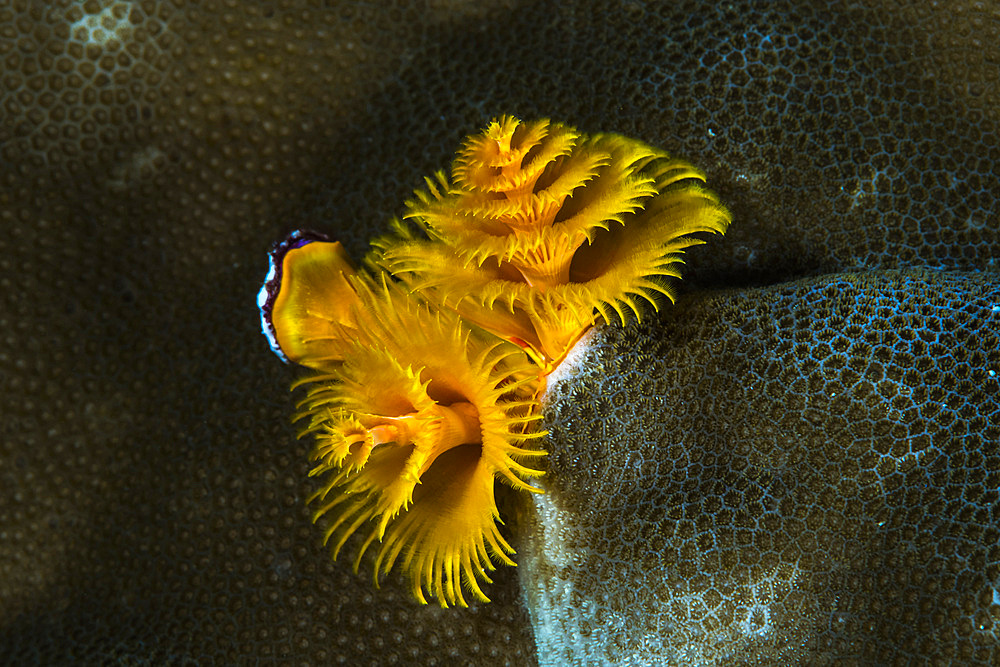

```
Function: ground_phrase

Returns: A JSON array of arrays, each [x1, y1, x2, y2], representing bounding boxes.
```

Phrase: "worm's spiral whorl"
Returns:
[[381, 116, 732, 370], [294, 275, 546, 608]]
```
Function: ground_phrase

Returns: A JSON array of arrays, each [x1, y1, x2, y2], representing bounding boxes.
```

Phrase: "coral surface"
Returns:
[[2, 0, 998, 664], [527, 269, 1000, 664]]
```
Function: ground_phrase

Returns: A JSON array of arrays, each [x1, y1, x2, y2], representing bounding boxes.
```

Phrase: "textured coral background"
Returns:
[[528, 269, 999, 664], [1, 0, 997, 664]]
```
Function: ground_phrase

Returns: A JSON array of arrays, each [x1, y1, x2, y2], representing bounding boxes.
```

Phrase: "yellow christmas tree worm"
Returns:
[[377, 116, 732, 372], [259, 236, 546, 607], [259, 117, 731, 607]]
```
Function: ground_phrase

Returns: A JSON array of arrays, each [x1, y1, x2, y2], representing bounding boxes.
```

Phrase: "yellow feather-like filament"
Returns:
[[381, 117, 732, 370], [290, 272, 545, 608]]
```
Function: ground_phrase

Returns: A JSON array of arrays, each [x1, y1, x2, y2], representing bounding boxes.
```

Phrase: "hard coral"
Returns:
[[5, 0, 1000, 664], [380, 116, 732, 372], [263, 237, 545, 607], [527, 268, 1000, 664]]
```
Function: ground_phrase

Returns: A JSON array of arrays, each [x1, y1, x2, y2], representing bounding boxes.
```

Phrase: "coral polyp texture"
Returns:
[[380, 116, 731, 371], [260, 237, 545, 607], [526, 269, 1000, 664]]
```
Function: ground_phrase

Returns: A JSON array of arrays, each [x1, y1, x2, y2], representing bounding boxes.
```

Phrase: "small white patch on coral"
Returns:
[[740, 604, 772, 637], [70, 1, 134, 48], [733, 562, 801, 642], [107, 146, 165, 191], [527, 486, 576, 572], [540, 326, 600, 408]]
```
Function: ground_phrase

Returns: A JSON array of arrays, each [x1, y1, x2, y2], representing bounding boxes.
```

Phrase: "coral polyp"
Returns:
[[379, 116, 732, 371]]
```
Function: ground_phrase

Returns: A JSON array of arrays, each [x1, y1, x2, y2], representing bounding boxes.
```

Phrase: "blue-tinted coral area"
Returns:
[[530, 269, 999, 662], [0, 0, 997, 664]]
